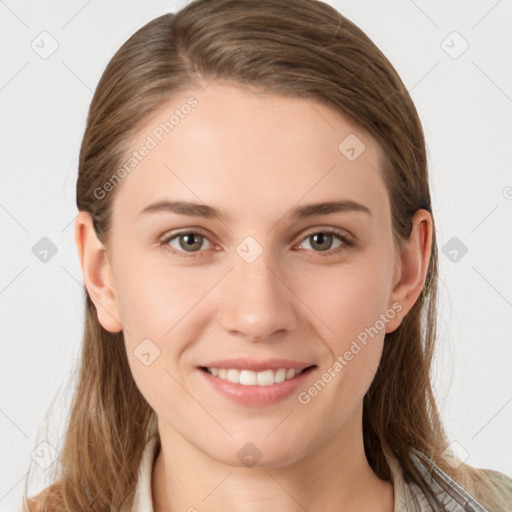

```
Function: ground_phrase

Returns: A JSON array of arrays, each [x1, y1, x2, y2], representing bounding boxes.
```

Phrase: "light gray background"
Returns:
[[1, 0, 511, 509]]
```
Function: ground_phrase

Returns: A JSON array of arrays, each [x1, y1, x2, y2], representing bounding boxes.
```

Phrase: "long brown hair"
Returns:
[[23, 0, 507, 510]]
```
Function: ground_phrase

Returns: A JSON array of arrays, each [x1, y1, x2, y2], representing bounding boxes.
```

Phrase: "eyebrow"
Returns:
[[139, 199, 371, 220]]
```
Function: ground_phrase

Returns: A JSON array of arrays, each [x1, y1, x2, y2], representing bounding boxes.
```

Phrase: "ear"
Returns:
[[385, 209, 433, 333], [74, 211, 123, 333]]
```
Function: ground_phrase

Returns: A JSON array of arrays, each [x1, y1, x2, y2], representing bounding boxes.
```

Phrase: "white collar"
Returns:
[[131, 415, 159, 512]]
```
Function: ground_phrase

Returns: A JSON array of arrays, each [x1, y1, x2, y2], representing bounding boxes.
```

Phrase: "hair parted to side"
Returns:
[[23, 0, 508, 510]]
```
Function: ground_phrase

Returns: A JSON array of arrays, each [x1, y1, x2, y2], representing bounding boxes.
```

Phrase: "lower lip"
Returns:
[[198, 366, 316, 406]]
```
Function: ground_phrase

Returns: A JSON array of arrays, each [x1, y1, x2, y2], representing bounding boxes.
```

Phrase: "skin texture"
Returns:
[[74, 83, 432, 511]]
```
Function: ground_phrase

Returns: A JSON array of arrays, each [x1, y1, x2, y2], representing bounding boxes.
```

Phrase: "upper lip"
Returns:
[[199, 358, 316, 372]]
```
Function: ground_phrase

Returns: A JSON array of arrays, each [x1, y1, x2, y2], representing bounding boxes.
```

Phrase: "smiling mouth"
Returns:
[[199, 365, 316, 386]]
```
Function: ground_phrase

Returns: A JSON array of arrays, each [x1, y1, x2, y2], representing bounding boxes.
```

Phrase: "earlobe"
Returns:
[[385, 209, 433, 334], [74, 211, 123, 333]]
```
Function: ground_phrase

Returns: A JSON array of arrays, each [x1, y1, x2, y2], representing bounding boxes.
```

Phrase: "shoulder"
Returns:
[[479, 467, 512, 502], [407, 448, 512, 510]]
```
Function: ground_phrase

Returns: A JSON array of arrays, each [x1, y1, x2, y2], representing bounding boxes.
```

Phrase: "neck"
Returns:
[[151, 403, 394, 512]]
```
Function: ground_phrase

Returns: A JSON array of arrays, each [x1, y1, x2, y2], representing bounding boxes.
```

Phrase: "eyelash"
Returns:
[[159, 228, 354, 259]]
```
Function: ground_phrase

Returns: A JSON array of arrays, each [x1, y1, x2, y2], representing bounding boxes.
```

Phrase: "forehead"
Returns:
[[110, 83, 388, 226]]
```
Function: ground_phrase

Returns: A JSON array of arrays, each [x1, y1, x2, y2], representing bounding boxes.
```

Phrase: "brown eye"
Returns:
[[162, 231, 213, 255], [300, 229, 354, 256], [177, 233, 204, 252], [300, 230, 349, 253], [308, 232, 335, 251]]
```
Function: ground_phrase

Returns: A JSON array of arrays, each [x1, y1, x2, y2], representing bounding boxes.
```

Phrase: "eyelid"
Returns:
[[159, 227, 212, 243], [159, 225, 355, 257], [298, 226, 354, 245]]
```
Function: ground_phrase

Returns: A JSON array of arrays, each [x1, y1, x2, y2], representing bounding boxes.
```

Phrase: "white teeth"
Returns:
[[205, 367, 304, 385]]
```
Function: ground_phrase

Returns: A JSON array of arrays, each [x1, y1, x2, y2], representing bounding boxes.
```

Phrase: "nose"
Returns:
[[217, 245, 298, 342]]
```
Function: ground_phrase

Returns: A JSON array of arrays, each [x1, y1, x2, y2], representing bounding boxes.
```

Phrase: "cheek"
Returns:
[[115, 259, 200, 413], [113, 254, 207, 338], [112, 255, 219, 394], [293, 256, 393, 347]]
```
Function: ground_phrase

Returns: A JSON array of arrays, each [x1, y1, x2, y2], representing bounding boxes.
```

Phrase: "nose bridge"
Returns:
[[218, 236, 296, 340]]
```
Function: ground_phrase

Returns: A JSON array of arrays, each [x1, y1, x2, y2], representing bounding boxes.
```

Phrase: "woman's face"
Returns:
[[91, 83, 411, 466]]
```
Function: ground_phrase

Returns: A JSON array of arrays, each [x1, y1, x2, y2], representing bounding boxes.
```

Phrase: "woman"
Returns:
[[21, 0, 512, 510]]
